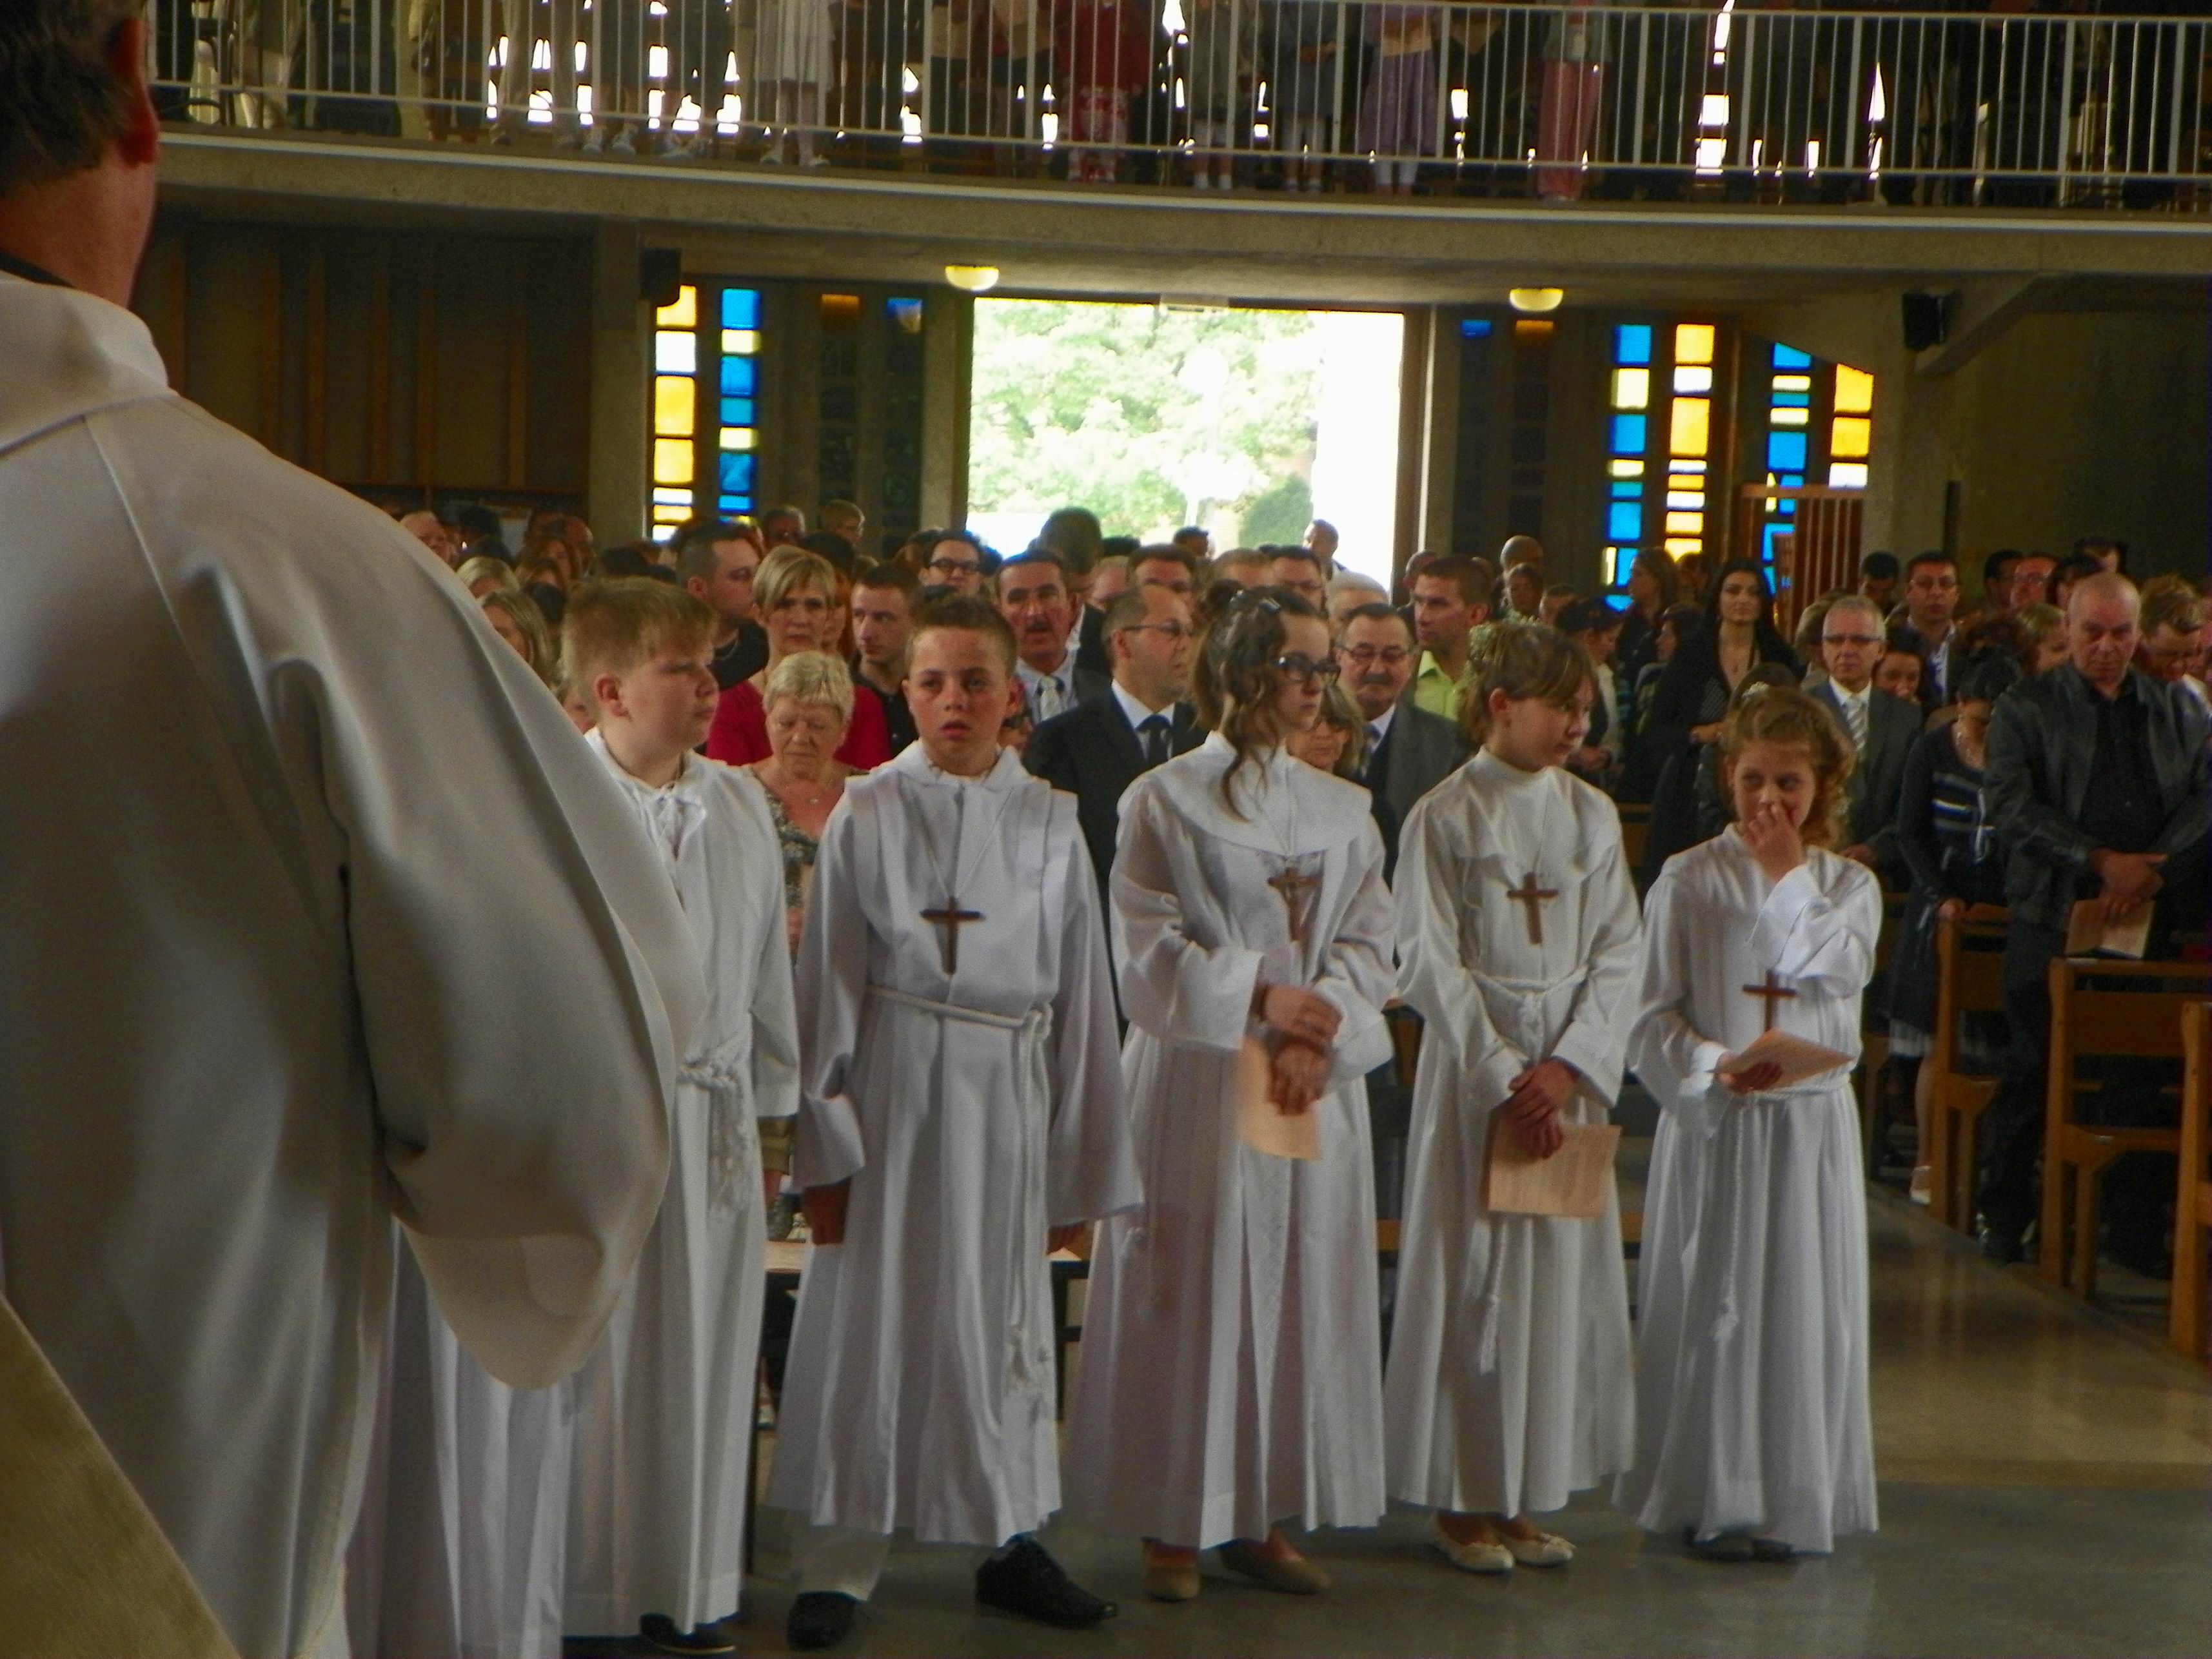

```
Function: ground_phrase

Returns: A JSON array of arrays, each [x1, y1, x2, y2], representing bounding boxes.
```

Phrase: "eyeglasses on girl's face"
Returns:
[[1274, 654, 1341, 684]]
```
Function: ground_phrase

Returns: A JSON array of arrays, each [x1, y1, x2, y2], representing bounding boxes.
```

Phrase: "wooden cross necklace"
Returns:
[[1741, 970, 1797, 1032], [1505, 872, 1558, 947], [914, 767, 1014, 977]]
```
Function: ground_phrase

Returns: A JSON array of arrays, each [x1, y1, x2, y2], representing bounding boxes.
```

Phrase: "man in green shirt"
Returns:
[[1409, 555, 1493, 723]]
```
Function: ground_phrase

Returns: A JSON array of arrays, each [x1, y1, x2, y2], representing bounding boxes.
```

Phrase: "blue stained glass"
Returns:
[[718, 453, 755, 493], [1610, 414, 1646, 453], [1762, 522, 1786, 563], [719, 494, 753, 513], [1610, 479, 1640, 500], [1773, 344, 1813, 369], [1615, 324, 1652, 366], [1608, 503, 1643, 542], [720, 397, 754, 427], [1773, 389, 1810, 407], [1779, 496, 1797, 516], [1459, 318, 1494, 339], [721, 288, 760, 329], [720, 356, 756, 397], [1766, 431, 1808, 471], [1612, 549, 1640, 587]]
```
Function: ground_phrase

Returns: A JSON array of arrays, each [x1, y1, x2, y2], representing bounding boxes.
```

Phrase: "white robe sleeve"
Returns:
[[1750, 859, 1882, 999], [1112, 781, 1267, 1051], [1394, 792, 1527, 1101], [791, 794, 870, 1188], [1546, 805, 1644, 1106], [1308, 820, 1397, 1085], [1044, 799, 1143, 1225], [335, 589, 704, 1391], [1626, 862, 1734, 1140]]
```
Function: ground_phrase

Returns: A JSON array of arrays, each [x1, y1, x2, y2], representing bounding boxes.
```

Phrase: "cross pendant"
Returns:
[[1267, 863, 1321, 945], [1505, 872, 1559, 947], [1741, 970, 1798, 1033], [921, 897, 983, 976]]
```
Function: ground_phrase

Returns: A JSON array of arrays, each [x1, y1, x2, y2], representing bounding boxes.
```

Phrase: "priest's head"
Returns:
[[907, 594, 1022, 779], [0, 1, 160, 306]]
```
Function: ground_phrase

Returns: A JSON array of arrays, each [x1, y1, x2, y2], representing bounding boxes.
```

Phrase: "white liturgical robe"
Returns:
[[1064, 736, 1396, 1548], [566, 742, 802, 1633], [1383, 752, 1641, 1518], [768, 744, 1139, 1547], [0, 273, 698, 1658], [1616, 829, 1882, 1553]]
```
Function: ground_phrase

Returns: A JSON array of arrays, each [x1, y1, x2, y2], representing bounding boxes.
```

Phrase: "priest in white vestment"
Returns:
[[0, 46, 699, 1653], [1065, 594, 1396, 1596], [1615, 688, 1882, 1558], [1383, 741, 1641, 1566], [768, 601, 1138, 1649]]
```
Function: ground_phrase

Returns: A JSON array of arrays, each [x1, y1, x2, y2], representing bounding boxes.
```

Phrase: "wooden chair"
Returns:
[[1617, 802, 1650, 878], [2039, 957, 2212, 1299], [2169, 1002, 2212, 1366], [1926, 906, 2010, 1230]]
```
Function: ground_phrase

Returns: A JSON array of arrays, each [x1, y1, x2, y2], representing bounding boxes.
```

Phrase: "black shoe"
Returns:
[[786, 1593, 861, 1651], [1977, 1222, 2025, 1264], [639, 1613, 735, 1655], [974, 1537, 1118, 1629]]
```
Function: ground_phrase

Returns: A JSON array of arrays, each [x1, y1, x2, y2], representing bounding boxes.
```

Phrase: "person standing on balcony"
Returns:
[[1185, 0, 1258, 189], [1052, 0, 1160, 182], [1358, 3, 1443, 196], [756, 0, 840, 163]]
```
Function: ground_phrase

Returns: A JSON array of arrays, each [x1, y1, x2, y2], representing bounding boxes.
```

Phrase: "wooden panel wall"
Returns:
[[132, 218, 593, 512]]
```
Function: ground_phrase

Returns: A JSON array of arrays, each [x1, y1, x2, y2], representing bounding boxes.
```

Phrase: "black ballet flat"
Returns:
[[785, 1592, 862, 1650]]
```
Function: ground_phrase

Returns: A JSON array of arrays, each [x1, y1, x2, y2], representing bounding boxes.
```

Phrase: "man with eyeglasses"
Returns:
[[1334, 602, 1466, 885], [1899, 551, 1962, 704], [919, 533, 988, 594], [1269, 545, 1330, 608], [1808, 593, 1919, 874], [1025, 584, 1201, 902]]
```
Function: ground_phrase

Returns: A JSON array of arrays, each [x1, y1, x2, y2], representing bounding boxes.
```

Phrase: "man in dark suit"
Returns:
[[999, 547, 1110, 725], [1335, 602, 1469, 883], [1025, 584, 1201, 901], [1807, 594, 1919, 879]]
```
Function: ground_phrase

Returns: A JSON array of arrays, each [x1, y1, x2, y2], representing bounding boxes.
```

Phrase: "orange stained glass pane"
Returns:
[[655, 286, 697, 329], [1670, 397, 1710, 456], [654, 375, 695, 437], [1830, 416, 1871, 458], [1674, 322, 1715, 365], [1514, 319, 1556, 342], [1833, 364, 1875, 414], [653, 437, 694, 486]]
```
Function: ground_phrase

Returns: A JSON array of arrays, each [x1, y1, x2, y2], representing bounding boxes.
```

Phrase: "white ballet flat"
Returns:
[[1430, 1518, 1514, 1575], [1503, 1530, 1575, 1567]]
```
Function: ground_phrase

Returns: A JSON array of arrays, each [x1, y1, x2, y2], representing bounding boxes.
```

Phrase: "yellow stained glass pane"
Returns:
[[1608, 458, 1644, 478], [1665, 511, 1705, 535], [1664, 536, 1703, 555], [1828, 462, 1870, 488], [653, 437, 694, 486], [654, 375, 695, 437], [1772, 406, 1810, 427], [1675, 323, 1715, 365], [1611, 368, 1650, 410], [1830, 415, 1871, 458], [1833, 364, 1875, 414], [652, 507, 690, 525], [1669, 397, 1710, 456], [1514, 319, 1556, 342], [1772, 373, 1812, 392], [655, 286, 696, 329], [718, 427, 756, 451], [1673, 366, 1713, 395], [722, 329, 760, 356]]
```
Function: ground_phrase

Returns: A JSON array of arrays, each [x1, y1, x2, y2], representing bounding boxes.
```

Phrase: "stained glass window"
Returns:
[[1601, 322, 1655, 589], [1662, 322, 1715, 560], [646, 282, 765, 537]]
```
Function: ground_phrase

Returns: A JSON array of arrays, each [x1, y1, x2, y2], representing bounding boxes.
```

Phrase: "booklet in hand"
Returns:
[[1235, 1034, 1321, 1161], [1481, 1115, 1621, 1219], [2065, 898, 2151, 960], [1715, 1028, 1854, 1090]]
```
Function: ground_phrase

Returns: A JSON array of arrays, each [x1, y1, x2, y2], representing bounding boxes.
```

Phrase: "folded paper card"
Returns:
[[1715, 1027, 1854, 1090], [1236, 1034, 1320, 1161], [2065, 898, 2151, 961], [1481, 1115, 1621, 1219]]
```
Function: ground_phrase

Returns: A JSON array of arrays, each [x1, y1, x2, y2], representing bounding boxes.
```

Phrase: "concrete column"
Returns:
[[588, 221, 648, 542], [922, 290, 973, 531], [1412, 306, 1460, 578]]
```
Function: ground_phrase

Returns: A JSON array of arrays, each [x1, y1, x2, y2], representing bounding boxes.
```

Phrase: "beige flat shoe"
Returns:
[[1431, 1517, 1514, 1575], [1141, 1546, 1201, 1602], [1503, 1529, 1575, 1567], [1216, 1538, 1330, 1595]]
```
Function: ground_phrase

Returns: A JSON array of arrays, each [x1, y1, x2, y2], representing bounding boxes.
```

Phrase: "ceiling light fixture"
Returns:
[[943, 264, 1001, 293], [1508, 286, 1566, 314]]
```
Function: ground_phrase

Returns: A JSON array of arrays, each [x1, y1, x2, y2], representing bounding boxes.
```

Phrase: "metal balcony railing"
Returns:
[[147, 2, 2211, 208]]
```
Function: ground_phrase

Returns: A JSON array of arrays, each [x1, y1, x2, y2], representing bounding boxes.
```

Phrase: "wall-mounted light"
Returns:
[[1508, 286, 1565, 315], [944, 264, 1001, 293]]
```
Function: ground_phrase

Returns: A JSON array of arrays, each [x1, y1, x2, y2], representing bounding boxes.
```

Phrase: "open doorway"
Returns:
[[967, 300, 1405, 587]]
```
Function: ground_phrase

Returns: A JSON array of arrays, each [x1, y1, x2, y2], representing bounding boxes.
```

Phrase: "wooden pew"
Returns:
[[2170, 1001, 2212, 1366], [2039, 957, 2212, 1299], [1854, 887, 1912, 1174], [1926, 906, 2010, 1231]]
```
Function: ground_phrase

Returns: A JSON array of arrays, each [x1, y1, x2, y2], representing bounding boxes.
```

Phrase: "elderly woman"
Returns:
[[1287, 678, 1368, 780], [706, 545, 891, 769], [479, 587, 557, 689], [748, 651, 856, 957]]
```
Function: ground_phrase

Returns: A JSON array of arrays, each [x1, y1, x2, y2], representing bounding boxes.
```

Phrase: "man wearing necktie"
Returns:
[[1808, 593, 1917, 878], [1025, 584, 1201, 905], [1002, 548, 1110, 727]]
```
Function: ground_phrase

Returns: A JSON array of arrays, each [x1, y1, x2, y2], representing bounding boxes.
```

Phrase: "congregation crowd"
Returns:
[[386, 486, 2209, 1654]]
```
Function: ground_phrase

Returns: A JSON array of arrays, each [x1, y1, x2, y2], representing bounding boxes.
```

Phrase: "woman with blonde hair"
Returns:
[[1618, 683, 1881, 1563], [457, 555, 519, 599], [1287, 680, 1368, 781], [706, 546, 891, 769], [480, 586, 557, 688]]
